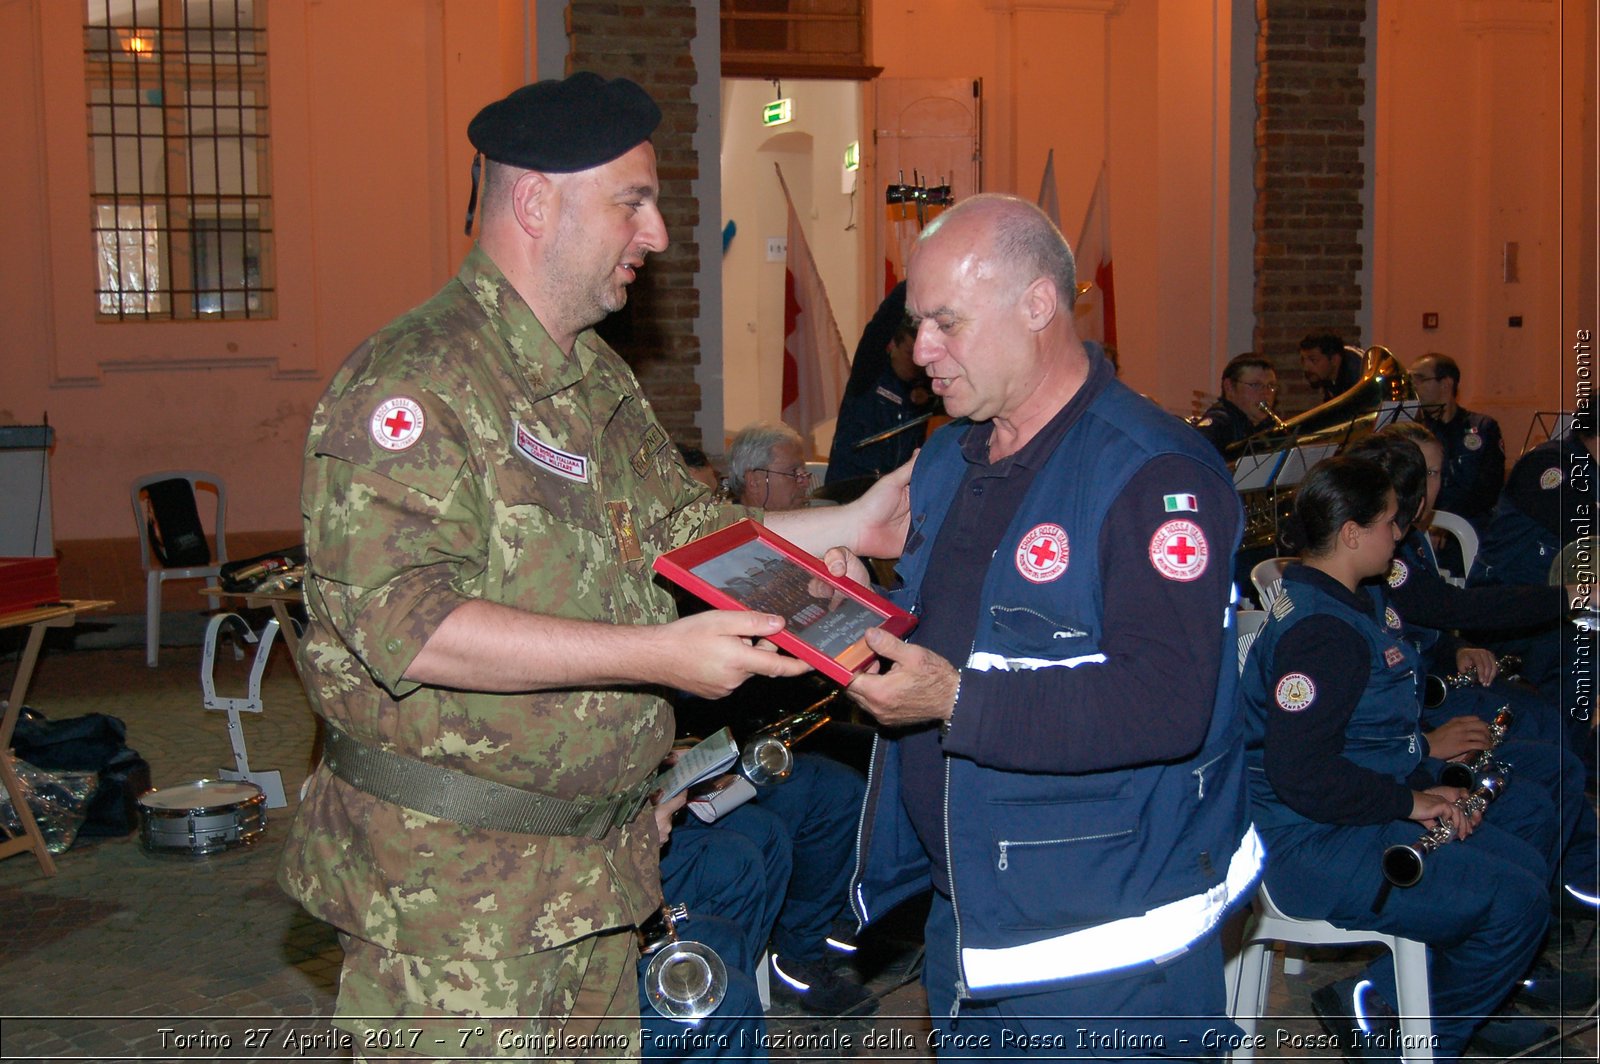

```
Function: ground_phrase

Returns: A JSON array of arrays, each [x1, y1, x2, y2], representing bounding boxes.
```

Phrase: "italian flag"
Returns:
[[1164, 494, 1197, 513]]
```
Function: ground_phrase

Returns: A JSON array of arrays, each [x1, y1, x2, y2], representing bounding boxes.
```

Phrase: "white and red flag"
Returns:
[[1072, 162, 1117, 350], [776, 164, 849, 454]]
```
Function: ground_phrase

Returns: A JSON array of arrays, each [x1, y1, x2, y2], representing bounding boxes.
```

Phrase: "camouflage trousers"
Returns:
[[337, 928, 641, 1061]]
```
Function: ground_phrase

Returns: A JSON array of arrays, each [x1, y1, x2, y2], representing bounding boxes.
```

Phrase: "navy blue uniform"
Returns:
[[825, 367, 931, 484], [1241, 565, 1552, 1061], [854, 351, 1259, 1054], [1423, 407, 1505, 529], [1192, 397, 1260, 456]]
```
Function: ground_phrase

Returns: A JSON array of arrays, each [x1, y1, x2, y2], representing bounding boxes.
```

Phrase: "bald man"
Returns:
[[841, 194, 1259, 1053]]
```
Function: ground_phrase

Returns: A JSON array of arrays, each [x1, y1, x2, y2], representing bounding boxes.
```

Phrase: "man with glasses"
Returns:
[[1194, 353, 1281, 455], [1410, 352, 1505, 532], [728, 424, 814, 511]]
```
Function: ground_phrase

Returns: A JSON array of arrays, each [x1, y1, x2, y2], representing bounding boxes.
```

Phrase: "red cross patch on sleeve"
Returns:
[[1149, 519, 1209, 582], [370, 397, 425, 451]]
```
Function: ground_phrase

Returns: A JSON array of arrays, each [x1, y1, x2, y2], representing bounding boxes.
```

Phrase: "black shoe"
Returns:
[[1515, 959, 1599, 1014], [1309, 977, 1402, 1063], [824, 917, 860, 956], [1470, 1003, 1558, 1056], [769, 953, 878, 1016]]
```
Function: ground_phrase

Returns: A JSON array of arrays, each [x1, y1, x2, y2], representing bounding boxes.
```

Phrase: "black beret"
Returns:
[[467, 72, 662, 173]]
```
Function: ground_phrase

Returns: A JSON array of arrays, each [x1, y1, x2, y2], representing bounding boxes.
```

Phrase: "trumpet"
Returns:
[[638, 903, 729, 1020], [1381, 764, 1511, 888], [1437, 705, 1513, 790], [1257, 401, 1291, 431], [738, 693, 838, 786], [1423, 654, 1523, 708]]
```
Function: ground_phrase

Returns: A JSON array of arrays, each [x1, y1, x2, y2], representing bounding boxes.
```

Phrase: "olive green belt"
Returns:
[[323, 727, 654, 839]]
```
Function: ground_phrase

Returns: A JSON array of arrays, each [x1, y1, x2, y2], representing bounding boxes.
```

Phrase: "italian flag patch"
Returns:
[[1163, 493, 1198, 513]]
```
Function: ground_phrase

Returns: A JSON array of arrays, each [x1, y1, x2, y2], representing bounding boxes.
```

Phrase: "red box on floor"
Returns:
[[0, 557, 61, 615]]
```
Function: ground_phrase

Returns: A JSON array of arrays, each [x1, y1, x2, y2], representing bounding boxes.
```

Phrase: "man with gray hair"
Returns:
[[840, 194, 1259, 1051], [727, 423, 813, 512]]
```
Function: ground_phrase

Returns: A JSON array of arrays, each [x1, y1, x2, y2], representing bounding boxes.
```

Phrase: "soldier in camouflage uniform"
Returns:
[[281, 73, 911, 1060]]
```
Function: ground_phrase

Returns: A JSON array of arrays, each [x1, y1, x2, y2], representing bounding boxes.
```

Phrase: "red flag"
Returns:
[[1072, 163, 1117, 350], [776, 165, 849, 454]]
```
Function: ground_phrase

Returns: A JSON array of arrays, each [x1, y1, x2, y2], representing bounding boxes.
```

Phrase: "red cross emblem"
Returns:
[[1016, 523, 1069, 583], [370, 397, 425, 451], [1149, 519, 1208, 582]]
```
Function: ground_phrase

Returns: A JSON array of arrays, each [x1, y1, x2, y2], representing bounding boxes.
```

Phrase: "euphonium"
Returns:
[[1381, 764, 1511, 888], [738, 692, 838, 786], [1422, 654, 1523, 708], [638, 903, 729, 1020], [1438, 705, 1513, 790]]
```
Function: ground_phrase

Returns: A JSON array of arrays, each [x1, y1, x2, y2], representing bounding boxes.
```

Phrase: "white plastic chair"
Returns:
[[1235, 610, 1268, 675], [1427, 511, 1477, 588], [131, 471, 228, 667], [1225, 882, 1434, 1062], [1249, 557, 1294, 611]]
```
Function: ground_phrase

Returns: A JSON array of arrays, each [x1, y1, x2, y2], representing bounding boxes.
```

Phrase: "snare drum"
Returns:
[[138, 779, 266, 856]]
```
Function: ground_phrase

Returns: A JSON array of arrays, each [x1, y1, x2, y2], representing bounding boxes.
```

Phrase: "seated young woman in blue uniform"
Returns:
[[1239, 455, 1555, 1061]]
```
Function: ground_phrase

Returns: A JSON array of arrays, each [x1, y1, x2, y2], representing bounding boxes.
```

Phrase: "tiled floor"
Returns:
[[0, 613, 1594, 1061]]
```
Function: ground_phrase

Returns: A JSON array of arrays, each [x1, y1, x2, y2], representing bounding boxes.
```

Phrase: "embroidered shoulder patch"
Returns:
[[1384, 646, 1405, 668], [1462, 432, 1483, 452], [630, 424, 668, 479], [1016, 523, 1070, 583], [514, 422, 589, 483], [1385, 605, 1403, 631], [1149, 519, 1209, 581], [1540, 467, 1563, 490], [370, 397, 425, 451], [1387, 558, 1409, 588], [1275, 673, 1316, 712]]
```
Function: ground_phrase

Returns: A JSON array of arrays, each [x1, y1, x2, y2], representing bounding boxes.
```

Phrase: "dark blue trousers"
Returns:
[[717, 753, 864, 964], [1263, 811, 1549, 1062], [663, 807, 789, 965]]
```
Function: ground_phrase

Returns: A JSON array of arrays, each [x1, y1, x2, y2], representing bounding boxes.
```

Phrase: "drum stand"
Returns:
[[201, 613, 288, 808]]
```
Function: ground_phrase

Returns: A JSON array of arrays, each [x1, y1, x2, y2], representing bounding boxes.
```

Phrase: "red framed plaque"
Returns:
[[653, 519, 917, 684]]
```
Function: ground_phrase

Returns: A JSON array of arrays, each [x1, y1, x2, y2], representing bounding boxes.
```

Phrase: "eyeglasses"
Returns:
[[755, 467, 811, 485], [1237, 380, 1278, 392]]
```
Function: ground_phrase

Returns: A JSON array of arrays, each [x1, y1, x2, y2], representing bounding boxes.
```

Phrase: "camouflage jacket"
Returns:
[[280, 246, 745, 959]]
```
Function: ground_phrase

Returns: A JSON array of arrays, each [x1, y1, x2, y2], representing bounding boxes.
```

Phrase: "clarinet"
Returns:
[[1423, 654, 1523, 708], [1437, 705, 1513, 790], [1380, 764, 1511, 888]]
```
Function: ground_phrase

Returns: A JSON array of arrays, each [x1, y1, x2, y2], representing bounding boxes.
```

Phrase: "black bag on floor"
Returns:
[[11, 708, 152, 837]]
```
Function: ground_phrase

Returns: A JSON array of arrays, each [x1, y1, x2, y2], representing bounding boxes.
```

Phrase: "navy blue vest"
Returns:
[[1241, 573, 1423, 832], [856, 376, 1257, 996]]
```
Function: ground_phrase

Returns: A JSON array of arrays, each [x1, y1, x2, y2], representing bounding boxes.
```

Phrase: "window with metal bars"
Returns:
[[84, 0, 273, 321]]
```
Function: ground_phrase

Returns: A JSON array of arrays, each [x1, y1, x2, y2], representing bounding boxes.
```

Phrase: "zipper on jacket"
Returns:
[[1191, 750, 1227, 800], [996, 829, 1134, 871], [942, 749, 966, 1019], [848, 731, 882, 930]]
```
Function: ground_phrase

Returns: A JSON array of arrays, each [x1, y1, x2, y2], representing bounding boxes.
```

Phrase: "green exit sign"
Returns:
[[762, 99, 793, 126], [843, 141, 860, 171]]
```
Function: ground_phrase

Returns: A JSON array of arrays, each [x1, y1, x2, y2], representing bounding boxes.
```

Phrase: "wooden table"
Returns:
[[0, 599, 113, 875]]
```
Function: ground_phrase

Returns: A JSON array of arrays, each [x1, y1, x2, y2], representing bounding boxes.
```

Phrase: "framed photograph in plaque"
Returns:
[[652, 519, 917, 684]]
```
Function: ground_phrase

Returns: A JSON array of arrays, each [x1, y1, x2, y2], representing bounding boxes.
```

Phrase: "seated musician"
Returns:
[[1469, 411, 1598, 772], [1239, 455, 1557, 1060], [671, 426, 876, 1016], [641, 790, 768, 1062]]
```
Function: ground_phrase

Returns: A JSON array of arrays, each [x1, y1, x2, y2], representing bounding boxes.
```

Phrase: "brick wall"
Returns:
[[1253, 0, 1367, 413], [567, 1, 706, 448]]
